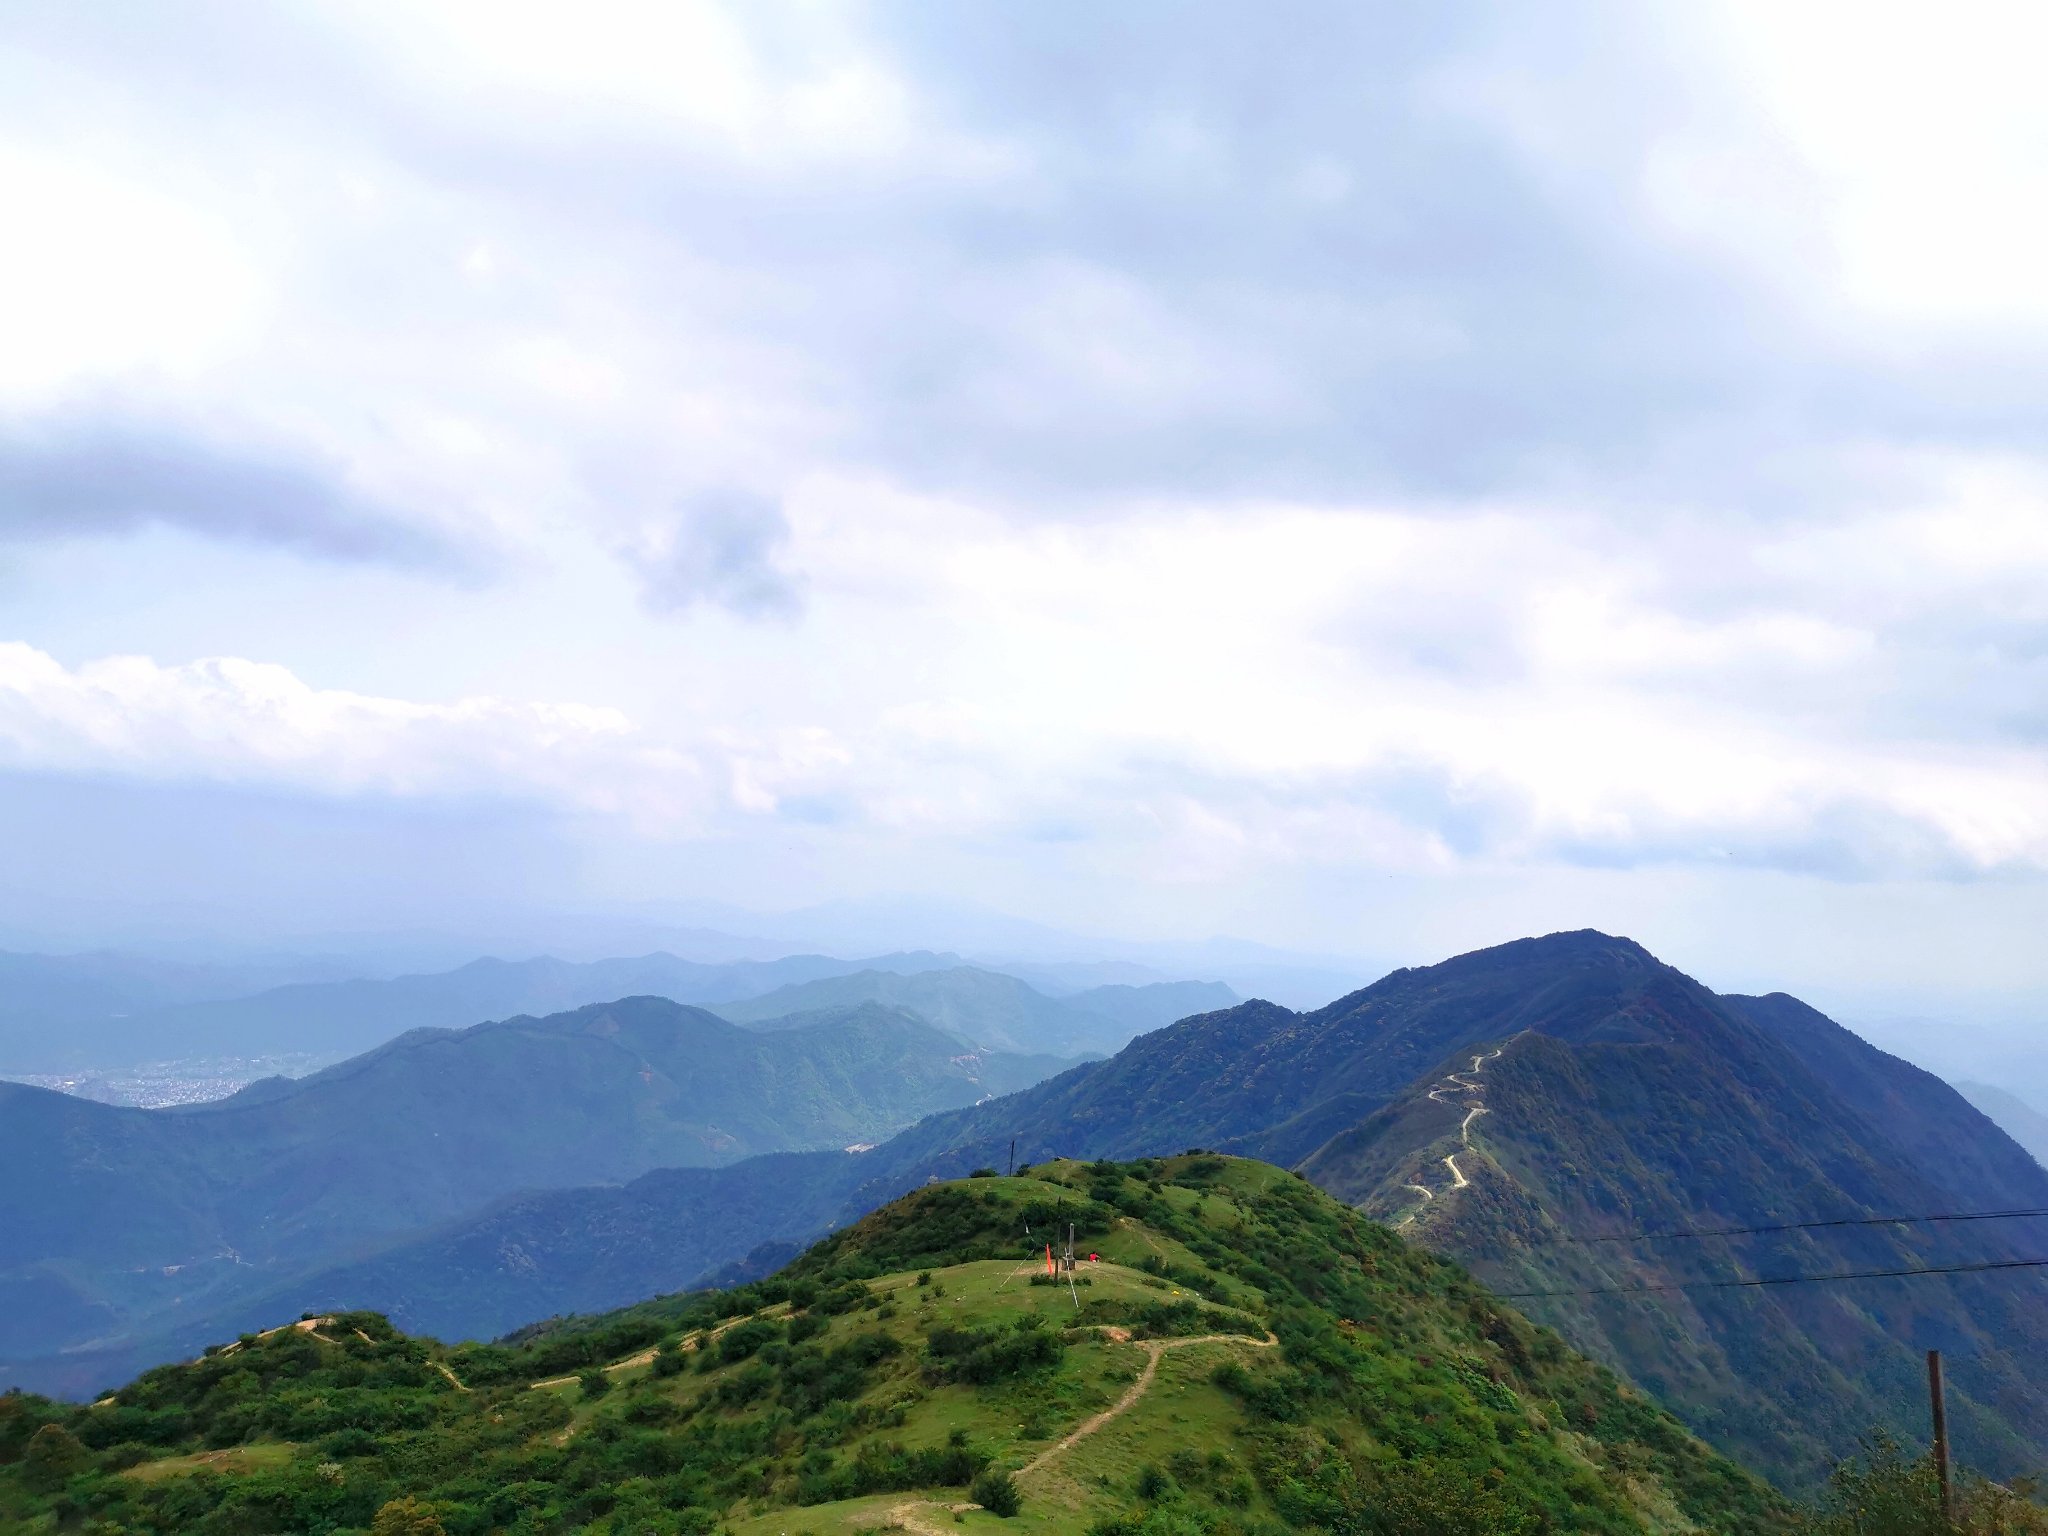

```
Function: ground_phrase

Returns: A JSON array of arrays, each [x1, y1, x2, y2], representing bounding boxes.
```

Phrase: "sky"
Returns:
[[2, 2, 2046, 1023]]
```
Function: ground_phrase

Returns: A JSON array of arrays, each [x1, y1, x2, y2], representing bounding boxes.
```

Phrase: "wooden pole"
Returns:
[[1927, 1349, 1952, 1523]]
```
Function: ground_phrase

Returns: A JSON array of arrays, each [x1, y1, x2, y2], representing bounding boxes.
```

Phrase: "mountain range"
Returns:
[[5, 929, 2042, 1498], [67, 929, 2032, 1495], [0, 951, 1234, 1073]]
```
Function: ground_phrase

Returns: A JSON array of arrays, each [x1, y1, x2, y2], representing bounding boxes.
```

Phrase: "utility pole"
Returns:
[[1927, 1349, 1952, 1523], [1007, 1138, 1015, 1178]]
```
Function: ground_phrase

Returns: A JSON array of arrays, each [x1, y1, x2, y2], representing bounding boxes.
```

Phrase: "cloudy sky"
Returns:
[[2, 1, 2045, 1014]]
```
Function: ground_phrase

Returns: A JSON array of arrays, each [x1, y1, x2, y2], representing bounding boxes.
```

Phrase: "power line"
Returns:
[[1537, 1206, 2048, 1246], [1496, 1255, 2048, 1300]]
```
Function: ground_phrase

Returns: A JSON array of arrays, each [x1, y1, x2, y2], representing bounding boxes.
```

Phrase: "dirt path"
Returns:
[[431, 1361, 470, 1393], [529, 1305, 780, 1389], [1017, 1330, 1278, 1481], [1400, 1047, 1503, 1217], [883, 1497, 976, 1536]]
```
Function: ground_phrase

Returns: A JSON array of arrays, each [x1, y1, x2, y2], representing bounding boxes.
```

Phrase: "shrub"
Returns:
[[925, 1317, 1063, 1384], [371, 1496, 447, 1536], [970, 1168, 997, 1178], [577, 1368, 611, 1400], [971, 1467, 1022, 1517]]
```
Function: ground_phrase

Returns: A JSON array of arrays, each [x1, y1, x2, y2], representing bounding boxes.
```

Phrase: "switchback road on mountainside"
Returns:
[[1400, 1047, 1503, 1221]]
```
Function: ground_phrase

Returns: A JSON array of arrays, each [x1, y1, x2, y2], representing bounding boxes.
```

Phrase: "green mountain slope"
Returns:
[[1293, 947, 2048, 1489], [731, 1004, 1082, 1101], [715, 968, 1234, 1057], [0, 998, 1073, 1388], [0, 1159, 1788, 1536]]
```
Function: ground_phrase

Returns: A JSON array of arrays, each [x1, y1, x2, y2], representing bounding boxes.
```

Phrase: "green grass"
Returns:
[[120, 1440, 296, 1483]]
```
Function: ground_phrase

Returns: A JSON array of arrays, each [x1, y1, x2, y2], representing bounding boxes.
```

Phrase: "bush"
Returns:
[[971, 1467, 1022, 1517], [577, 1368, 611, 1400], [970, 1168, 997, 1178], [925, 1317, 1063, 1384], [371, 1496, 447, 1536]]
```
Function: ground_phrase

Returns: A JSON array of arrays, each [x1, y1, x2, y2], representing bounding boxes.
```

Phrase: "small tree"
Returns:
[[22, 1423, 89, 1491], [970, 1467, 1022, 1518], [1802, 1433, 1947, 1536], [371, 1496, 447, 1536], [577, 1367, 612, 1400]]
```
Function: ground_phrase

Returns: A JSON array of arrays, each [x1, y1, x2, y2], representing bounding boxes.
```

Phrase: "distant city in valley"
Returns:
[[2, 1055, 337, 1109]]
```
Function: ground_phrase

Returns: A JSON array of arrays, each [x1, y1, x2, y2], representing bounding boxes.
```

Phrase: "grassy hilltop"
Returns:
[[0, 1156, 1787, 1535]]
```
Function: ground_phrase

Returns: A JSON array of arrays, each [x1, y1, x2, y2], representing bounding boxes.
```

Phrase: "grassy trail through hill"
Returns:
[[1016, 1328, 1278, 1481]]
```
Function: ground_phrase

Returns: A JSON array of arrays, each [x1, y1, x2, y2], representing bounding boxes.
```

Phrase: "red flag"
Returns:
[[1045, 1243, 1054, 1277]]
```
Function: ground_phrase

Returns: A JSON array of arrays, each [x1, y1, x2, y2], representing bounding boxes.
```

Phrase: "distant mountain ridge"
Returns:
[[0, 949, 972, 1071], [1953, 1080, 2048, 1169], [715, 966, 1237, 1057], [0, 948, 356, 1034]]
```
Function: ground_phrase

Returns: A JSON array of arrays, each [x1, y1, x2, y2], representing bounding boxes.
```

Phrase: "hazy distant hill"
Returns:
[[715, 966, 1236, 1056], [0, 995, 1077, 1385], [0, 949, 968, 1071], [1954, 1080, 2048, 1167], [0, 949, 353, 1036]]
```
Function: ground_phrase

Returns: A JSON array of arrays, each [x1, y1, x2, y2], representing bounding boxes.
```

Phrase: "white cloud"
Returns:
[[0, 146, 265, 400], [0, 642, 850, 835], [1, 0, 2047, 991]]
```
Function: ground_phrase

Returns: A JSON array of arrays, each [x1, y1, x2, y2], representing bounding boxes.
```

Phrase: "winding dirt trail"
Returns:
[[856, 1332, 1279, 1536], [1399, 1047, 1503, 1219], [1017, 1329, 1278, 1481]]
